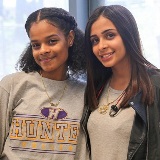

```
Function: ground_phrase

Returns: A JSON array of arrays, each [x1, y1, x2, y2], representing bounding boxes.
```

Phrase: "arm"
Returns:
[[0, 80, 12, 157]]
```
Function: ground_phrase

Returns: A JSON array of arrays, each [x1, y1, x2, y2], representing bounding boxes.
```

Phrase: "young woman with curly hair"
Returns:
[[0, 7, 89, 160]]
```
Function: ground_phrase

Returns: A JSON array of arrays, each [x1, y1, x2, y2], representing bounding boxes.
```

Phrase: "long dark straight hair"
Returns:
[[85, 5, 157, 110]]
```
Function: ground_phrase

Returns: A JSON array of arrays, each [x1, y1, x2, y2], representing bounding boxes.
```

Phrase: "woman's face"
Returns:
[[29, 20, 73, 80], [90, 15, 129, 70]]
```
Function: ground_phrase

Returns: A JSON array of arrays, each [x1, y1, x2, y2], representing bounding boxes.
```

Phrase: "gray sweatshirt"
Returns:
[[0, 71, 89, 160]]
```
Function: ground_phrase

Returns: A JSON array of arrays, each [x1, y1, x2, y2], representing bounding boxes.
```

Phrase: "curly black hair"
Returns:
[[16, 7, 86, 78]]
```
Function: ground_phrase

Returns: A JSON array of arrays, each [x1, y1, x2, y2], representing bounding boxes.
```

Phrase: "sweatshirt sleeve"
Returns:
[[0, 79, 12, 157]]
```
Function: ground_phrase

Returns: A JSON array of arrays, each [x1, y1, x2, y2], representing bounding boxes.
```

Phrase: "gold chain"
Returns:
[[98, 87, 125, 114], [40, 71, 67, 107]]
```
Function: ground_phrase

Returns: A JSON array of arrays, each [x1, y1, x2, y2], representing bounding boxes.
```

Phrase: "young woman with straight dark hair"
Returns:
[[82, 5, 160, 160]]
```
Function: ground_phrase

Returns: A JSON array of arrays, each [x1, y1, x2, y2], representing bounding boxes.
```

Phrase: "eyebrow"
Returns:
[[90, 29, 116, 38], [30, 34, 58, 43]]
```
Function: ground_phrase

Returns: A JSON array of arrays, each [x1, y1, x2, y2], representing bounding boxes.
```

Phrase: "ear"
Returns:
[[67, 30, 75, 47]]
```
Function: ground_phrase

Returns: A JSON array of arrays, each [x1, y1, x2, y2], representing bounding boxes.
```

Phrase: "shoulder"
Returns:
[[1, 71, 26, 80], [0, 72, 24, 86], [149, 69, 160, 88], [0, 71, 39, 90], [1, 71, 38, 82]]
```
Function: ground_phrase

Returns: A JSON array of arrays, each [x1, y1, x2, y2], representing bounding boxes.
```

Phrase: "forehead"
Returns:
[[29, 20, 63, 38], [90, 16, 117, 35]]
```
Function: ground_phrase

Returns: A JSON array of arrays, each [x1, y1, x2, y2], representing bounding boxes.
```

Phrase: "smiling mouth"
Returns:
[[40, 55, 56, 62], [101, 52, 114, 58], [40, 58, 51, 61], [39, 57, 54, 64]]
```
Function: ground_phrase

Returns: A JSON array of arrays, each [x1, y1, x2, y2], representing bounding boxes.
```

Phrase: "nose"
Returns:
[[98, 39, 108, 52], [39, 44, 51, 54]]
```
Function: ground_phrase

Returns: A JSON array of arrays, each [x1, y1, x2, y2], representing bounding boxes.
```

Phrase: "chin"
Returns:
[[41, 68, 54, 73], [102, 63, 113, 68]]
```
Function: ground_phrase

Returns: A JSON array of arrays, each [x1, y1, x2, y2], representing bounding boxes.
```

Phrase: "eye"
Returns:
[[31, 43, 40, 50], [48, 39, 58, 45], [90, 37, 99, 46], [106, 32, 115, 39]]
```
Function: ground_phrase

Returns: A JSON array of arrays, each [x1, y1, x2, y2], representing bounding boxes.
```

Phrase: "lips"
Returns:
[[100, 51, 114, 60], [39, 56, 55, 63], [40, 58, 52, 63]]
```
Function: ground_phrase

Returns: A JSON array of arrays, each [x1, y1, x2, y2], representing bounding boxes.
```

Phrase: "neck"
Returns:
[[40, 69, 68, 81], [110, 64, 131, 90]]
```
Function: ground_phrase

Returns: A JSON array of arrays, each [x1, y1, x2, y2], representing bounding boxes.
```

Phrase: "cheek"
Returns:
[[58, 47, 69, 62], [116, 38, 126, 51], [32, 51, 39, 62], [92, 46, 98, 57], [118, 43, 126, 55], [64, 52, 69, 61], [32, 51, 36, 58]]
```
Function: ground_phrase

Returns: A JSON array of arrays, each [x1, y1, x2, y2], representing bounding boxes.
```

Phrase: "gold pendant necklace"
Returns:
[[98, 87, 125, 115], [39, 71, 68, 120], [40, 71, 67, 107]]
